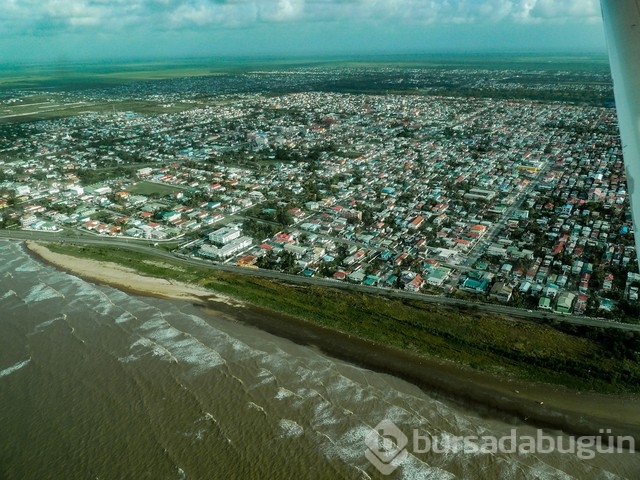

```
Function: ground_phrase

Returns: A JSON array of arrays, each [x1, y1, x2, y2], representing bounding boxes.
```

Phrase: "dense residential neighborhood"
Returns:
[[1, 70, 637, 321]]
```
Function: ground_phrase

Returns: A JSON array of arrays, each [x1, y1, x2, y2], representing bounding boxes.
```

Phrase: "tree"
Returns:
[[280, 251, 297, 273], [257, 250, 276, 269], [95, 210, 113, 223], [320, 260, 338, 277], [361, 206, 374, 226], [336, 243, 349, 259], [275, 207, 293, 227]]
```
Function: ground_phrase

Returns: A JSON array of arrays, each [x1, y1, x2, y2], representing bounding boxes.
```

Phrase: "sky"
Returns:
[[1, 0, 607, 64]]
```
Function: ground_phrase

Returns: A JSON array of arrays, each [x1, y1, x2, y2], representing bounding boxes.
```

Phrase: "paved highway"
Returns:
[[2, 229, 639, 333]]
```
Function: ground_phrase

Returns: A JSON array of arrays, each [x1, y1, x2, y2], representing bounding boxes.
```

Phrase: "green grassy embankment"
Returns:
[[43, 242, 640, 394]]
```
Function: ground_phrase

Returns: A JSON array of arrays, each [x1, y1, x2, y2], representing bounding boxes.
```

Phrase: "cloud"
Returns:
[[0, 0, 602, 37], [531, 0, 600, 18], [513, 0, 600, 23], [1, 0, 145, 35], [260, 0, 305, 22]]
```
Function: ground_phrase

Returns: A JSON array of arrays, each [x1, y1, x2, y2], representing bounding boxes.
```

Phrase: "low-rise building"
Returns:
[[200, 236, 252, 260], [209, 226, 241, 245], [556, 292, 576, 314]]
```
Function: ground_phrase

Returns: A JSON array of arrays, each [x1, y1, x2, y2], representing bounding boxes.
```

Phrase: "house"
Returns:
[[432, 203, 448, 214], [287, 207, 305, 218], [409, 215, 424, 229], [283, 243, 307, 257], [579, 273, 591, 294], [274, 232, 295, 244], [461, 277, 489, 294], [348, 271, 366, 284], [115, 191, 130, 200], [237, 255, 258, 267], [556, 292, 576, 314], [561, 204, 573, 216], [454, 238, 471, 251], [519, 281, 532, 294], [538, 297, 552, 310], [599, 298, 615, 311], [525, 268, 538, 282], [364, 275, 380, 287], [490, 282, 513, 302], [161, 211, 182, 223], [385, 275, 398, 287], [469, 224, 487, 237], [342, 209, 362, 222], [404, 274, 424, 292], [394, 253, 408, 266], [426, 267, 451, 287], [574, 294, 589, 315], [603, 274, 614, 292], [333, 271, 347, 281]]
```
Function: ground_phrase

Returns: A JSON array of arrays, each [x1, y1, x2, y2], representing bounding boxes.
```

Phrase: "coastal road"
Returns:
[[2, 229, 639, 333]]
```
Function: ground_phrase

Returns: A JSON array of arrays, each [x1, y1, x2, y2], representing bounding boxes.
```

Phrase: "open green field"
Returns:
[[0, 95, 200, 124], [126, 181, 186, 197], [0, 61, 222, 89], [0, 53, 611, 91], [42, 242, 640, 395]]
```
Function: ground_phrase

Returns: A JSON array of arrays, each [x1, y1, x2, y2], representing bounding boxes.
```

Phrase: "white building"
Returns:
[[209, 227, 241, 245], [67, 185, 84, 196], [15, 185, 31, 196], [200, 236, 252, 260]]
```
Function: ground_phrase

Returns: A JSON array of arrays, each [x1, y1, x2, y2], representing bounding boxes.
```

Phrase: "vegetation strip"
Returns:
[[40, 241, 640, 395]]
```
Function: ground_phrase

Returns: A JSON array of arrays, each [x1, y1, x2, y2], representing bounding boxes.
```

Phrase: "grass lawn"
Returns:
[[126, 181, 186, 197]]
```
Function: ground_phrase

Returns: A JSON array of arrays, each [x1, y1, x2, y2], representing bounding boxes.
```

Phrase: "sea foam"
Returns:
[[23, 283, 65, 304], [0, 358, 31, 379]]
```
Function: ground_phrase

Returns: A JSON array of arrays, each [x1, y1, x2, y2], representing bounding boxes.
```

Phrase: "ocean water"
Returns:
[[0, 240, 638, 479]]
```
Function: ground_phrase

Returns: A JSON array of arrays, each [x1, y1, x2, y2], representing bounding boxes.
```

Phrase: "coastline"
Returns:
[[23, 240, 640, 444], [24, 241, 243, 307], [204, 299, 640, 445]]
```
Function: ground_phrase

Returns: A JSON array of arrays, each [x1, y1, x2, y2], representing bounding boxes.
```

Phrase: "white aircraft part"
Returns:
[[601, 0, 640, 271]]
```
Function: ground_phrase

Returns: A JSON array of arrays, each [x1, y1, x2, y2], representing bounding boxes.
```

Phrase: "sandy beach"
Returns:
[[24, 241, 241, 307], [24, 240, 640, 444]]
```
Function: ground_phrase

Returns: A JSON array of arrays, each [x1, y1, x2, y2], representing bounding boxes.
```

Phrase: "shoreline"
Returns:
[[205, 299, 640, 445], [24, 241, 243, 308], [23, 240, 640, 445]]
